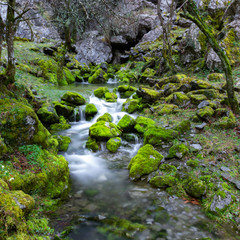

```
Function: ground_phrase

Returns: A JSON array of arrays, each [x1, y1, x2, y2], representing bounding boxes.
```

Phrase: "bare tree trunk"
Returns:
[[182, 0, 239, 113], [6, 0, 16, 84]]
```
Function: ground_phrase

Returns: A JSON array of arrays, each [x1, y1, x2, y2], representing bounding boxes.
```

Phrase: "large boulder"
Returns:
[[0, 99, 50, 148], [37, 103, 59, 124], [134, 116, 155, 134], [128, 144, 163, 180], [117, 114, 136, 132], [136, 87, 161, 103], [61, 92, 86, 106]]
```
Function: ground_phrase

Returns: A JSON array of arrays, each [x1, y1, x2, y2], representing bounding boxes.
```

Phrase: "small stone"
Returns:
[[190, 144, 202, 151], [220, 166, 231, 172], [198, 100, 210, 109], [195, 122, 207, 130]]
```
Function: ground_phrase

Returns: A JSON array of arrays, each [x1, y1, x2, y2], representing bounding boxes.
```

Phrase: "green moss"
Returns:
[[187, 89, 220, 99], [117, 114, 136, 132], [183, 177, 206, 198], [122, 99, 140, 114], [61, 91, 86, 106], [207, 73, 224, 82], [106, 137, 121, 153], [52, 135, 71, 152], [89, 121, 121, 140], [140, 68, 156, 82], [173, 120, 191, 134], [159, 164, 177, 175], [94, 87, 109, 98], [85, 104, 98, 120], [63, 67, 75, 84], [128, 144, 163, 180], [212, 111, 236, 129], [105, 92, 117, 102], [134, 116, 155, 134], [137, 87, 161, 102], [189, 94, 208, 105], [37, 103, 59, 124], [150, 175, 177, 188], [166, 92, 190, 106], [97, 113, 113, 122], [88, 68, 107, 84], [197, 106, 214, 120], [144, 126, 178, 146], [190, 79, 212, 90], [118, 85, 137, 98], [154, 104, 179, 115], [86, 137, 100, 152], [0, 135, 8, 156], [187, 159, 199, 167], [50, 116, 71, 132], [167, 143, 189, 159]]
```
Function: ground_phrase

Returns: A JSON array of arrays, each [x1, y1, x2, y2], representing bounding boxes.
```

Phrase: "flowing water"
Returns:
[[51, 83, 236, 240]]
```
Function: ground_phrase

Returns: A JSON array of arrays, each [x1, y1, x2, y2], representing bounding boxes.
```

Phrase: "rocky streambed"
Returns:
[[50, 82, 239, 240]]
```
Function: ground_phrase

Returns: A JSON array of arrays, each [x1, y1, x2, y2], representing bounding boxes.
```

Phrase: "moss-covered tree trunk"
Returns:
[[0, 14, 5, 64], [181, 0, 239, 113], [6, 0, 16, 84]]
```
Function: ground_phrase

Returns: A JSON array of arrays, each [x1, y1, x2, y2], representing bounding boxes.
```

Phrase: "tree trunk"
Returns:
[[182, 0, 239, 113], [0, 14, 5, 64], [6, 0, 16, 84]]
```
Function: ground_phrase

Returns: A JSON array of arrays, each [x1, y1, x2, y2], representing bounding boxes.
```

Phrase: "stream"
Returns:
[[51, 82, 234, 240]]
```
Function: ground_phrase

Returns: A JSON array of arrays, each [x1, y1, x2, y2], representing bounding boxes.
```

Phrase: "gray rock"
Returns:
[[140, 26, 163, 43], [195, 122, 207, 130], [206, 49, 222, 71], [75, 31, 112, 65], [221, 173, 240, 190], [198, 100, 210, 109], [220, 166, 231, 172], [190, 144, 202, 151], [210, 190, 234, 214]]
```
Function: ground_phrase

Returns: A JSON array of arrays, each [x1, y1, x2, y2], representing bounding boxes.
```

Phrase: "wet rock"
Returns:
[[106, 137, 121, 153], [128, 144, 163, 180], [86, 137, 100, 152], [117, 114, 136, 133], [85, 104, 98, 120], [61, 92, 86, 106], [94, 87, 109, 98], [105, 92, 118, 102], [97, 113, 113, 122], [209, 190, 235, 215]]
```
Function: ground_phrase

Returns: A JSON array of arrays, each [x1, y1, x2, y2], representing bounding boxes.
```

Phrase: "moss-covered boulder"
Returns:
[[105, 92, 118, 102], [54, 102, 74, 120], [166, 143, 189, 159], [150, 175, 177, 188], [106, 137, 121, 153], [89, 121, 121, 140], [166, 92, 190, 106], [61, 91, 86, 106], [122, 99, 140, 114], [50, 116, 71, 132], [173, 120, 191, 134], [118, 85, 137, 98], [0, 99, 50, 148], [187, 89, 220, 99], [85, 104, 98, 120], [117, 114, 136, 133], [136, 87, 161, 103], [53, 135, 71, 152], [0, 135, 8, 156], [144, 126, 178, 146], [88, 68, 107, 84], [189, 94, 207, 105], [183, 178, 206, 198], [94, 87, 109, 98], [97, 113, 113, 122], [197, 106, 214, 120], [37, 103, 59, 124], [154, 104, 179, 115], [63, 67, 75, 84], [140, 68, 156, 82], [134, 116, 155, 134], [159, 164, 177, 175], [128, 144, 163, 180], [207, 73, 224, 82], [212, 111, 236, 129], [190, 79, 213, 90], [86, 137, 100, 152]]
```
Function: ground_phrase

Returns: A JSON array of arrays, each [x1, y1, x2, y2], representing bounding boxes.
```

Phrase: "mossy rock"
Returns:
[[37, 103, 59, 124], [122, 133, 138, 142], [197, 106, 214, 120], [86, 137, 100, 152], [128, 144, 163, 180], [63, 67, 75, 84], [122, 99, 140, 114], [105, 92, 117, 102], [187, 89, 220, 99], [97, 113, 113, 122], [166, 143, 189, 159], [61, 91, 86, 106], [118, 85, 137, 98], [106, 137, 121, 153], [140, 68, 156, 82], [85, 104, 98, 120], [94, 87, 109, 98], [173, 120, 191, 134], [212, 111, 236, 129], [10, 190, 35, 215], [186, 159, 199, 168], [88, 68, 107, 84], [53, 135, 71, 152], [50, 116, 71, 132], [117, 114, 136, 133], [0, 99, 50, 148], [183, 177, 206, 198], [134, 116, 155, 134], [154, 104, 179, 115], [54, 102, 74, 120], [0, 136, 8, 156], [89, 121, 121, 140], [144, 126, 178, 146], [189, 94, 208, 105], [159, 163, 177, 175], [136, 87, 161, 103], [207, 73, 224, 82], [190, 79, 213, 90], [150, 175, 177, 188], [166, 92, 190, 106]]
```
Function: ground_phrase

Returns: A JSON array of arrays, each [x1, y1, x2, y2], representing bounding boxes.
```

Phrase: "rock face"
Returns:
[[75, 31, 112, 65]]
